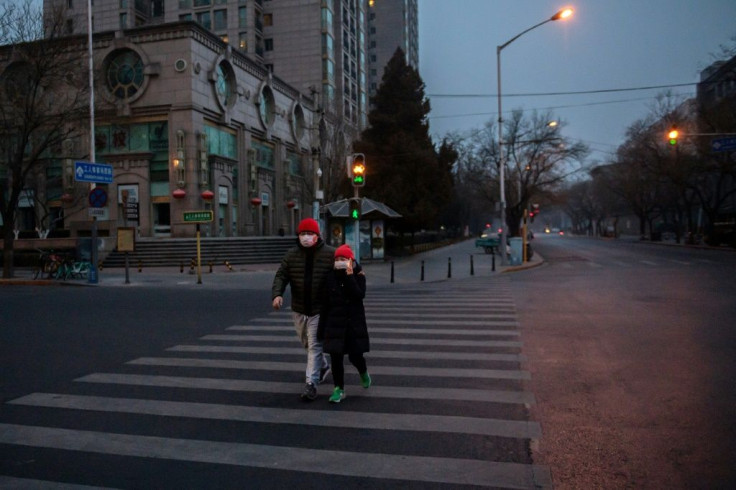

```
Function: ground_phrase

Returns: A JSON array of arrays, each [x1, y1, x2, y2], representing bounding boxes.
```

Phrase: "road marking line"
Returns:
[[75, 373, 535, 404], [226, 326, 520, 336], [126, 357, 531, 380], [9, 393, 540, 438], [0, 476, 115, 490], [168, 345, 527, 362], [200, 334, 522, 347], [0, 423, 550, 488], [640, 260, 658, 266]]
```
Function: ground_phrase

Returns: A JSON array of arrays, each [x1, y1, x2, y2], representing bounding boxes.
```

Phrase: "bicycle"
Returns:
[[33, 249, 64, 280]]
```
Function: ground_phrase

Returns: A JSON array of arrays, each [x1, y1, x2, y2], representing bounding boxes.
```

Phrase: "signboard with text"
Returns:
[[183, 210, 213, 223], [75, 161, 113, 183]]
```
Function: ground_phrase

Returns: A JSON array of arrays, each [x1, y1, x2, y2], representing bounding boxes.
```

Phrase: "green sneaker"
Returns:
[[328, 387, 345, 404], [360, 372, 372, 389]]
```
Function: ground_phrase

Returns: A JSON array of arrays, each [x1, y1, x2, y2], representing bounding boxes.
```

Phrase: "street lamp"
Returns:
[[496, 7, 573, 264]]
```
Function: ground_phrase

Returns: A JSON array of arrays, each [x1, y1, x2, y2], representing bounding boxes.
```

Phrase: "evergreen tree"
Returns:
[[353, 48, 453, 233]]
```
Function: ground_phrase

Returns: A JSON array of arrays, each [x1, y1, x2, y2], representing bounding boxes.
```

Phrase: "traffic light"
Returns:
[[530, 203, 540, 223], [351, 153, 366, 187], [349, 198, 361, 220], [667, 126, 679, 146]]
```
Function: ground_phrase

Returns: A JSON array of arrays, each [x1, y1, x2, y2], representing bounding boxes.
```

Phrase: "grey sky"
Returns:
[[418, 0, 736, 165]]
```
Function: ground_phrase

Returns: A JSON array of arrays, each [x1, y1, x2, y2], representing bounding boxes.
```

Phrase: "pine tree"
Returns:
[[354, 48, 453, 233]]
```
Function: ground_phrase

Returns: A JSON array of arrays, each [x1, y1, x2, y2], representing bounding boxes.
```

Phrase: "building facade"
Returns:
[[5, 18, 320, 240], [366, 0, 418, 98]]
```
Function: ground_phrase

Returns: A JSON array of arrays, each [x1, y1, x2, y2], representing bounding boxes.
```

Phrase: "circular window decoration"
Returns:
[[291, 103, 306, 142], [258, 85, 275, 128], [214, 61, 235, 109], [105, 49, 144, 99]]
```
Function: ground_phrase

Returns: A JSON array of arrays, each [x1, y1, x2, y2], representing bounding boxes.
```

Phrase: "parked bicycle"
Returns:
[[33, 249, 65, 279]]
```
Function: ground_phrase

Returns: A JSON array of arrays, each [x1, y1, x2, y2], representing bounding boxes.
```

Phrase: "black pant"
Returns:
[[330, 352, 367, 389]]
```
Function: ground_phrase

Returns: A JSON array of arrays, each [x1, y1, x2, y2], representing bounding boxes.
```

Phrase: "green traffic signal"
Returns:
[[349, 199, 361, 220]]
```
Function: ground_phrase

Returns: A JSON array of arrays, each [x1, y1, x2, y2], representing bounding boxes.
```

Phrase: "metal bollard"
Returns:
[[491, 249, 496, 272], [390, 261, 395, 283], [190, 258, 195, 274], [180, 261, 184, 273], [97, 261, 103, 271], [224, 260, 233, 271], [421, 260, 425, 281], [470, 254, 474, 276], [448, 257, 452, 279], [208, 261, 213, 273], [138, 260, 142, 273]]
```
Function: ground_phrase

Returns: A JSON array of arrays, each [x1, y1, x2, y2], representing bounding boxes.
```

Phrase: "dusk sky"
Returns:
[[418, 0, 736, 166]]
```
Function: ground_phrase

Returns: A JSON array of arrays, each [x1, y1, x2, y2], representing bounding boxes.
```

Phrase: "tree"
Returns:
[[453, 110, 588, 237], [0, 0, 89, 278], [352, 48, 454, 233]]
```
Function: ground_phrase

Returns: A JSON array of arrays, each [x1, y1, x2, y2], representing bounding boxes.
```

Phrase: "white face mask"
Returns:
[[299, 234, 318, 248]]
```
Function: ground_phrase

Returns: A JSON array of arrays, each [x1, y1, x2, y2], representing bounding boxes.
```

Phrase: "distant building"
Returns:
[[366, 0, 419, 99], [697, 56, 736, 108]]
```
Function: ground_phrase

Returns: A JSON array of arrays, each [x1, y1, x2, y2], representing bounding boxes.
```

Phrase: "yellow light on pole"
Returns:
[[552, 8, 574, 20], [668, 127, 679, 146]]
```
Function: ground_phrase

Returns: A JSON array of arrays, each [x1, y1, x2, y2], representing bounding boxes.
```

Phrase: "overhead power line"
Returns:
[[427, 82, 698, 98]]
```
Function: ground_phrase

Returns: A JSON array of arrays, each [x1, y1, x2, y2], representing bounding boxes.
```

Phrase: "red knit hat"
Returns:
[[297, 218, 320, 235], [334, 244, 354, 260]]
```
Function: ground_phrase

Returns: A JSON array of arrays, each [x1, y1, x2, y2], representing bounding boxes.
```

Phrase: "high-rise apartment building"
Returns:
[[51, 0, 372, 131], [367, 0, 418, 98]]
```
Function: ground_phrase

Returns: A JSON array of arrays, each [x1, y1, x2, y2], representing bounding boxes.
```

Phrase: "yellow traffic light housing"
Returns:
[[351, 153, 366, 187]]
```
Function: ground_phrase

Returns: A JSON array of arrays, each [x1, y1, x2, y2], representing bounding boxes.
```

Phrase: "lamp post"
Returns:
[[496, 7, 572, 264]]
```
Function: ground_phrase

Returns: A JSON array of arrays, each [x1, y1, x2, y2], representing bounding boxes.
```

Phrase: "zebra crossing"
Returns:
[[0, 277, 550, 489]]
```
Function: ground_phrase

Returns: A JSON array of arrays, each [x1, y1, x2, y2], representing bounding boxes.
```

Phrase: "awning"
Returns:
[[321, 197, 402, 219]]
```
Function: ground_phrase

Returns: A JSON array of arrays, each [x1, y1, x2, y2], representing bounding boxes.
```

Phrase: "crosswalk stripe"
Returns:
[[0, 424, 550, 488], [226, 325, 521, 336], [9, 393, 540, 438], [640, 260, 658, 266], [256, 312, 518, 320], [0, 476, 116, 489], [200, 334, 522, 347], [75, 373, 535, 404], [126, 357, 531, 380], [168, 345, 527, 362]]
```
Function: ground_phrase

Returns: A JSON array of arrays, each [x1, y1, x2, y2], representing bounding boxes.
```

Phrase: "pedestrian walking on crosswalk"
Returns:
[[272, 218, 335, 401], [318, 244, 372, 404]]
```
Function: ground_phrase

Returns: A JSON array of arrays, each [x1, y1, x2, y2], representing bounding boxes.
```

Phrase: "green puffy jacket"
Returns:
[[271, 238, 336, 316]]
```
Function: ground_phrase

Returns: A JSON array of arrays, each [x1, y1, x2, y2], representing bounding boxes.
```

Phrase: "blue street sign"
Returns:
[[711, 137, 736, 153], [74, 161, 113, 184]]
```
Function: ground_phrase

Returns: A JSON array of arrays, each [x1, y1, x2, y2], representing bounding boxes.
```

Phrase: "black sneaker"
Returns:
[[319, 365, 331, 384], [300, 382, 317, 401]]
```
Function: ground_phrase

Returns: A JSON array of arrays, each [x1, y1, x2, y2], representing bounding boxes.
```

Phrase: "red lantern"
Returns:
[[286, 200, 295, 209], [250, 197, 262, 206], [172, 188, 186, 199], [201, 189, 215, 201]]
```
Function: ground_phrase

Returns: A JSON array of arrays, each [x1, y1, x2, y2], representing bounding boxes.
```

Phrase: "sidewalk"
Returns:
[[0, 239, 543, 289]]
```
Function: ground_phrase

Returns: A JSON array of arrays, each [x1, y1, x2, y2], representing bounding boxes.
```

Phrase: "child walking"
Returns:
[[317, 244, 371, 403]]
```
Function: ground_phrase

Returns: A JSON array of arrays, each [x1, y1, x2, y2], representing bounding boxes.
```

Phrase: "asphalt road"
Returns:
[[510, 233, 736, 489], [0, 252, 545, 489]]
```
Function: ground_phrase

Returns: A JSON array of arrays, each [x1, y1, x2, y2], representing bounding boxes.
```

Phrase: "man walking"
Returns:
[[272, 218, 335, 400]]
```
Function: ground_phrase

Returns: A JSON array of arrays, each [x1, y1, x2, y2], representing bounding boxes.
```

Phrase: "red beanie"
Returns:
[[335, 244, 354, 260], [297, 218, 320, 235]]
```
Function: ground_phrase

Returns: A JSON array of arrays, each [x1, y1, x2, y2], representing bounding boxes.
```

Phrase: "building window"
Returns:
[[214, 9, 227, 31], [264, 39, 273, 51], [105, 49, 144, 100], [120, 0, 127, 7], [239, 32, 247, 50], [179, 13, 192, 21], [119, 13, 127, 29], [193, 0, 211, 7], [238, 7, 247, 28], [258, 85, 275, 128], [179, 0, 191, 7], [196, 11, 211, 30], [263, 13, 273, 27], [214, 61, 235, 109]]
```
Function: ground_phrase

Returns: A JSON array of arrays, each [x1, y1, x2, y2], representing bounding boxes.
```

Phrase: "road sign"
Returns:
[[88, 207, 109, 220], [183, 210, 213, 223], [711, 137, 736, 153], [88, 187, 108, 208], [75, 161, 113, 183]]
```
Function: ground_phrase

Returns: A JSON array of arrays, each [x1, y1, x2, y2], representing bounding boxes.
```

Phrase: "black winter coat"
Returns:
[[271, 238, 336, 316], [317, 263, 370, 355]]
